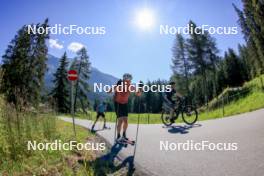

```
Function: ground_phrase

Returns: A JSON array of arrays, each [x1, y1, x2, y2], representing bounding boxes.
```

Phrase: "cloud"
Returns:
[[67, 42, 85, 53], [49, 39, 63, 49]]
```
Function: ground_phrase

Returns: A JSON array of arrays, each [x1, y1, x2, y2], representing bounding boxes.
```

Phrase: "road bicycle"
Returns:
[[161, 97, 198, 126]]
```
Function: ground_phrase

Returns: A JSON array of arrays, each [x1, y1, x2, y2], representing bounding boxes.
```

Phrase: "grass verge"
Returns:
[[69, 75, 264, 124], [0, 112, 95, 176]]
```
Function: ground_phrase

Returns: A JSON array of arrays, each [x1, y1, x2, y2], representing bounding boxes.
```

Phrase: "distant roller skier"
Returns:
[[91, 102, 108, 132]]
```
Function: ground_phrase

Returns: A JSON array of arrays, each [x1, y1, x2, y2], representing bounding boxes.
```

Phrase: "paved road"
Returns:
[[60, 109, 264, 176]]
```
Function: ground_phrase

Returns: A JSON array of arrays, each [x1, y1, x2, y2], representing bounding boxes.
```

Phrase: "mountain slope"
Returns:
[[45, 54, 118, 101]]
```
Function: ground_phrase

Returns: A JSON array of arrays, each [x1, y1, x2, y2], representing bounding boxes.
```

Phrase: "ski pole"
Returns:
[[133, 96, 141, 162], [113, 102, 119, 142]]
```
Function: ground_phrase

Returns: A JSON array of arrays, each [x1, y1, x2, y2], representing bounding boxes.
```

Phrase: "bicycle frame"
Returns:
[[161, 97, 198, 126], [173, 98, 186, 120]]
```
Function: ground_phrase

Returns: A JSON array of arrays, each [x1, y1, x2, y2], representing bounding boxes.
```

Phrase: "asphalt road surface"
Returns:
[[60, 108, 264, 176]]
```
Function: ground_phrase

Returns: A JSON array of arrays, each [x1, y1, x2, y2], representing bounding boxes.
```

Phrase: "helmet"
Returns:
[[123, 73, 133, 81], [169, 81, 176, 85]]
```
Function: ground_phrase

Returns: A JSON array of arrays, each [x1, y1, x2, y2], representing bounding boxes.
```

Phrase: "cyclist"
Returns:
[[163, 81, 182, 123], [91, 102, 107, 132], [109, 73, 142, 141]]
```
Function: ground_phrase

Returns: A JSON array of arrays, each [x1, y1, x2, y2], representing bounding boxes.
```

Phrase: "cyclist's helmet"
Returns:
[[138, 81, 144, 88], [169, 81, 176, 85], [123, 73, 133, 81]]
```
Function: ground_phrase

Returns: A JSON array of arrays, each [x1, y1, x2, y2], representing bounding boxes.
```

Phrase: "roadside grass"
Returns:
[[68, 90, 264, 124], [0, 96, 95, 175], [0, 95, 135, 175], [198, 75, 264, 120], [69, 75, 264, 124], [198, 91, 264, 121]]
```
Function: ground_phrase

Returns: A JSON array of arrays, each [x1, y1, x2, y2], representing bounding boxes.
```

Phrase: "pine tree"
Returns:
[[238, 44, 251, 80], [233, 2, 264, 75], [171, 34, 191, 95], [243, 0, 264, 69], [0, 67, 3, 84], [189, 76, 205, 106], [204, 32, 220, 97], [187, 21, 208, 104], [216, 60, 227, 93], [186, 21, 217, 105], [71, 47, 91, 113], [50, 52, 70, 113], [1, 19, 49, 108], [29, 19, 50, 104], [223, 48, 245, 87]]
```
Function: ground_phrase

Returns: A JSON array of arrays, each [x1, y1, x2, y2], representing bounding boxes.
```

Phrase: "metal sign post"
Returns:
[[71, 80, 76, 137], [68, 70, 78, 137]]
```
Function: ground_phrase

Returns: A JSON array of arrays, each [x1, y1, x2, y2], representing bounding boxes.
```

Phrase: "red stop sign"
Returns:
[[68, 70, 78, 81]]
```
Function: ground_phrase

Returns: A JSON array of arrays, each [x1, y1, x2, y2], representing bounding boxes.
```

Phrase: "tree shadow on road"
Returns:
[[163, 124, 202, 134], [85, 142, 135, 176]]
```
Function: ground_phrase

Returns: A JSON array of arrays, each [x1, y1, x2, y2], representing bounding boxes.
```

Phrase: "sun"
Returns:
[[135, 8, 155, 30]]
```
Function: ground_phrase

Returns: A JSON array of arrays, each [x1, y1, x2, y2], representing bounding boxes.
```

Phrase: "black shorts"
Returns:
[[115, 102, 128, 118], [96, 112, 105, 118]]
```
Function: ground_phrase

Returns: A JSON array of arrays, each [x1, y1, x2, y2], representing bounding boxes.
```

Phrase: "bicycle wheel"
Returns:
[[161, 108, 174, 126], [182, 105, 198, 125]]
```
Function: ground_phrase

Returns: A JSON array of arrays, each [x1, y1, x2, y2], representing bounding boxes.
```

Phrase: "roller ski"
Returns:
[[116, 137, 135, 146], [103, 125, 111, 130], [121, 137, 135, 146]]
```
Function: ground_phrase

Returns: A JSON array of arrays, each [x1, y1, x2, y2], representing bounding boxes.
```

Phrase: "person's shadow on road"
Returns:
[[85, 142, 135, 176], [90, 127, 111, 134], [164, 124, 202, 134]]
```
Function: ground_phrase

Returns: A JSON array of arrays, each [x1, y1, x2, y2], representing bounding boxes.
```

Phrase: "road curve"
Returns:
[[60, 108, 264, 176]]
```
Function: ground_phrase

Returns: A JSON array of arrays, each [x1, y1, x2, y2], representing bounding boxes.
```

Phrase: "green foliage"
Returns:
[[171, 34, 190, 95], [170, 17, 262, 107], [0, 19, 49, 108], [0, 98, 94, 175], [190, 74, 264, 120], [238, 44, 252, 80], [0, 104, 56, 161], [73, 75, 264, 124], [128, 79, 166, 113], [50, 52, 70, 113], [71, 47, 91, 113], [223, 48, 247, 87], [233, 1, 264, 75], [171, 20, 220, 106]]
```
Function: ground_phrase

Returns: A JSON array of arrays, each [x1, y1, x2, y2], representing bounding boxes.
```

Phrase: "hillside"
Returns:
[[45, 54, 119, 101], [198, 75, 264, 120]]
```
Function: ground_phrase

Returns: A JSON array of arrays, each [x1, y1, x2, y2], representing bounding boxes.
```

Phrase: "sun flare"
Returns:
[[135, 8, 155, 30]]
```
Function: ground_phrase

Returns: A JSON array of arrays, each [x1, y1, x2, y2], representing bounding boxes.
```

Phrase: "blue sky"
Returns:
[[0, 0, 244, 82]]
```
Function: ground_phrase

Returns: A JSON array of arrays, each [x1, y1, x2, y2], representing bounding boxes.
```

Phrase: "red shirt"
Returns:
[[114, 81, 135, 104]]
